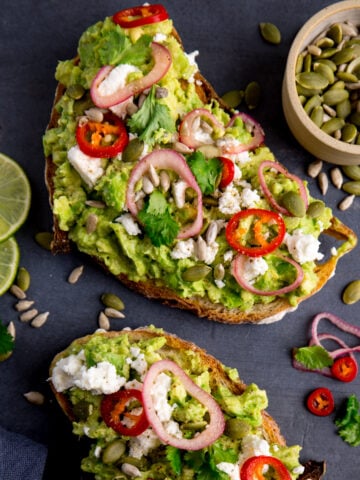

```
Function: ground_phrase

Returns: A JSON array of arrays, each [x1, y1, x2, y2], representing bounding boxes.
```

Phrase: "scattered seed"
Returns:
[[15, 299, 35, 312], [259, 22, 281, 45], [338, 194, 355, 210], [307, 200, 325, 218], [86, 213, 98, 234], [16, 267, 31, 292], [68, 265, 84, 284], [307, 160, 323, 178], [19, 309, 38, 323], [330, 167, 343, 188], [85, 200, 106, 209], [98, 311, 110, 331], [342, 164, 360, 180], [342, 279, 360, 304], [31, 312, 49, 328], [318, 171, 329, 195], [34, 231, 53, 251], [7, 321, 15, 340], [10, 284, 26, 300], [214, 263, 225, 281], [182, 265, 212, 282], [101, 293, 125, 311], [104, 307, 125, 319], [244, 81, 261, 109], [23, 391, 45, 406], [221, 89, 244, 108], [343, 180, 360, 195]]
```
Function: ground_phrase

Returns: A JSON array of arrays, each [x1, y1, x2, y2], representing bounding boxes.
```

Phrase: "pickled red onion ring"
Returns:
[[179, 108, 225, 149], [90, 42, 172, 108], [223, 112, 265, 154], [142, 359, 225, 450], [126, 149, 203, 239], [258, 160, 309, 215], [231, 253, 304, 296]]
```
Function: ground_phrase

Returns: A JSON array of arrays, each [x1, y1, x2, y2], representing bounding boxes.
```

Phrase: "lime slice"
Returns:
[[0, 152, 31, 242], [0, 236, 20, 295]]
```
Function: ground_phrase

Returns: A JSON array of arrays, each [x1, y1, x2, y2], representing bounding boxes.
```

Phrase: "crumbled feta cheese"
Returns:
[[153, 32, 167, 43], [218, 185, 242, 215], [129, 428, 161, 459], [215, 279, 225, 289], [293, 465, 305, 475], [185, 50, 199, 82], [238, 434, 271, 466], [98, 64, 140, 96], [223, 250, 234, 263], [115, 213, 142, 236], [240, 184, 261, 209], [51, 350, 126, 395], [217, 462, 238, 480], [128, 346, 148, 380], [201, 241, 219, 265], [284, 230, 324, 264], [243, 257, 269, 284], [68, 145, 104, 188], [171, 239, 195, 259]]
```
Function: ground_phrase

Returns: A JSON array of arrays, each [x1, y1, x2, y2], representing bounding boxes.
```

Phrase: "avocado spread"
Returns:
[[43, 13, 334, 313], [51, 327, 304, 479]]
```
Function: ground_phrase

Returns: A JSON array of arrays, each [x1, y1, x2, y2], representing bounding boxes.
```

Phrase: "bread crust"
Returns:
[[44, 25, 357, 325], [49, 327, 325, 479]]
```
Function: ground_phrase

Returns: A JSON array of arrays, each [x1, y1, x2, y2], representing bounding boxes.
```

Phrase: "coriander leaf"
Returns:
[[186, 151, 222, 195], [166, 446, 182, 475], [335, 394, 360, 447], [127, 86, 176, 146], [0, 321, 14, 356], [209, 441, 238, 466], [294, 345, 333, 370], [138, 191, 179, 246], [118, 34, 152, 67]]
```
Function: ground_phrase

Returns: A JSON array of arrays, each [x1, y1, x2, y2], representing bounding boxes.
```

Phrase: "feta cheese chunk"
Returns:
[[284, 229, 324, 264], [98, 64, 140, 96], [68, 145, 104, 188], [218, 184, 242, 215], [115, 213, 142, 236], [242, 257, 269, 284]]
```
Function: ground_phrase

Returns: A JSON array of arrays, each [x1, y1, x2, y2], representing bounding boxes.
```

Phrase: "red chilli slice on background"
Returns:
[[142, 359, 225, 450]]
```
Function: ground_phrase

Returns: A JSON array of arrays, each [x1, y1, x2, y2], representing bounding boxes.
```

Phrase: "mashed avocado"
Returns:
[[43, 12, 334, 314], [51, 328, 304, 479]]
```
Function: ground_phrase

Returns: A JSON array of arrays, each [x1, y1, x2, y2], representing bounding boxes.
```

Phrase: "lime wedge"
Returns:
[[0, 152, 31, 242], [0, 236, 20, 295]]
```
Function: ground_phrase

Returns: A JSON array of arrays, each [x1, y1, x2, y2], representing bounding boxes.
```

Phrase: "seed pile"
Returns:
[[296, 21, 360, 144]]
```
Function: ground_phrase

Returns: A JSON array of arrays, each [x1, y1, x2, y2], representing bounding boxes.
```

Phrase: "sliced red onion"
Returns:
[[179, 108, 225, 149], [258, 160, 309, 215], [126, 149, 203, 239], [90, 42, 172, 108], [142, 359, 225, 450], [222, 112, 265, 154], [231, 253, 304, 296]]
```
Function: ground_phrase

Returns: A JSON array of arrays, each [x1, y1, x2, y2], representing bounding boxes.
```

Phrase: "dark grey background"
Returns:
[[1, 1, 360, 478]]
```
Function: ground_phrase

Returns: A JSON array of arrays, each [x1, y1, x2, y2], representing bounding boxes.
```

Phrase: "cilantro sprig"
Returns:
[[138, 190, 179, 246], [294, 345, 334, 370], [0, 320, 14, 361], [336, 394, 360, 447], [186, 151, 222, 195]]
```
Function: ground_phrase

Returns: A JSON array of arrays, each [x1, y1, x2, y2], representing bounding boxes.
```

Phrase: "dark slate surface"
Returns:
[[0, 1, 360, 478]]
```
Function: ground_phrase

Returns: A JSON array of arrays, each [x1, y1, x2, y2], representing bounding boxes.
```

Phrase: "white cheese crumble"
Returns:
[[98, 64, 141, 96], [171, 239, 195, 259], [51, 350, 126, 395], [115, 213, 142, 236], [242, 257, 269, 284], [150, 372, 182, 438], [239, 181, 261, 208], [127, 346, 148, 380], [218, 184, 242, 215], [185, 50, 199, 82], [68, 145, 104, 188], [153, 32, 167, 43], [129, 428, 161, 459], [284, 229, 324, 264]]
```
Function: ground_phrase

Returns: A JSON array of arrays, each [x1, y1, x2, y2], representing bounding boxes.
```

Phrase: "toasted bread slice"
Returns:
[[44, 11, 357, 325], [49, 327, 325, 479]]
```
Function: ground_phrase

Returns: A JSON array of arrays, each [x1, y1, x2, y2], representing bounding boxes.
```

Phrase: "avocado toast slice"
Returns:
[[49, 326, 325, 479], [43, 4, 357, 324]]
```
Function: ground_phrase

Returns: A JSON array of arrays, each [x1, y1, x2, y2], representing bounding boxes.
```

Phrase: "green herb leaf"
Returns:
[[335, 394, 360, 447], [0, 321, 14, 356], [166, 446, 182, 475], [186, 151, 222, 195], [127, 86, 176, 146], [138, 191, 179, 246], [294, 345, 333, 370]]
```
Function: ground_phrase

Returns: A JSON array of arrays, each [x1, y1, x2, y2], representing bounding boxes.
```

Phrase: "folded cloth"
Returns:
[[0, 425, 47, 480]]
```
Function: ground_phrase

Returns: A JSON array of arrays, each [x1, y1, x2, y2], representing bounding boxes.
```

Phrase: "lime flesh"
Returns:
[[0, 236, 20, 295]]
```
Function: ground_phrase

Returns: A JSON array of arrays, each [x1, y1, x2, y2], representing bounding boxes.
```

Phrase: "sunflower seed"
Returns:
[[318, 171, 329, 195], [31, 312, 49, 328], [7, 321, 15, 340], [15, 300, 35, 312], [85, 200, 105, 208], [214, 263, 225, 281], [205, 222, 218, 245], [330, 167, 343, 188], [68, 265, 84, 284], [24, 391, 45, 406], [104, 307, 125, 319], [142, 176, 154, 195], [10, 284, 26, 299], [98, 311, 110, 331], [19, 309, 38, 323], [195, 236, 208, 262], [86, 213, 98, 234], [338, 194, 355, 210]]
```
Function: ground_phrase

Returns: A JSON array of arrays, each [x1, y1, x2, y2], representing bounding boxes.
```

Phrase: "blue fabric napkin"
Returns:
[[0, 426, 47, 480]]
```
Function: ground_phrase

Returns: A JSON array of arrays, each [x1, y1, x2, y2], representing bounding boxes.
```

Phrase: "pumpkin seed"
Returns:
[[306, 200, 325, 218], [182, 265, 212, 282], [296, 84, 322, 96], [102, 440, 126, 464], [337, 71, 359, 82], [304, 94, 322, 114], [321, 117, 345, 135], [67, 84, 85, 100], [310, 106, 324, 127], [221, 89, 244, 108], [316, 37, 335, 49], [303, 53, 312, 72], [341, 123, 358, 143], [16, 266, 30, 292], [319, 47, 339, 59], [338, 194, 355, 210], [315, 58, 337, 72], [336, 98, 352, 118], [332, 47, 357, 65], [313, 62, 335, 84], [342, 279, 360, 304], [244, 81, 261, 109], [101, 293, 125, 311], [342, 164, 360, 180], [280, 191, 306, 217], [295, 53, 305, 74], [122, 138, 144, 163], [296, 72, 329, 90], [259, 22, 281, 45], [327, 23, 343, 44], [35, 231, 53, 251], [308, 45, 322, 57], [342, 180, 360, 195], [323, 88, 349, 106]]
